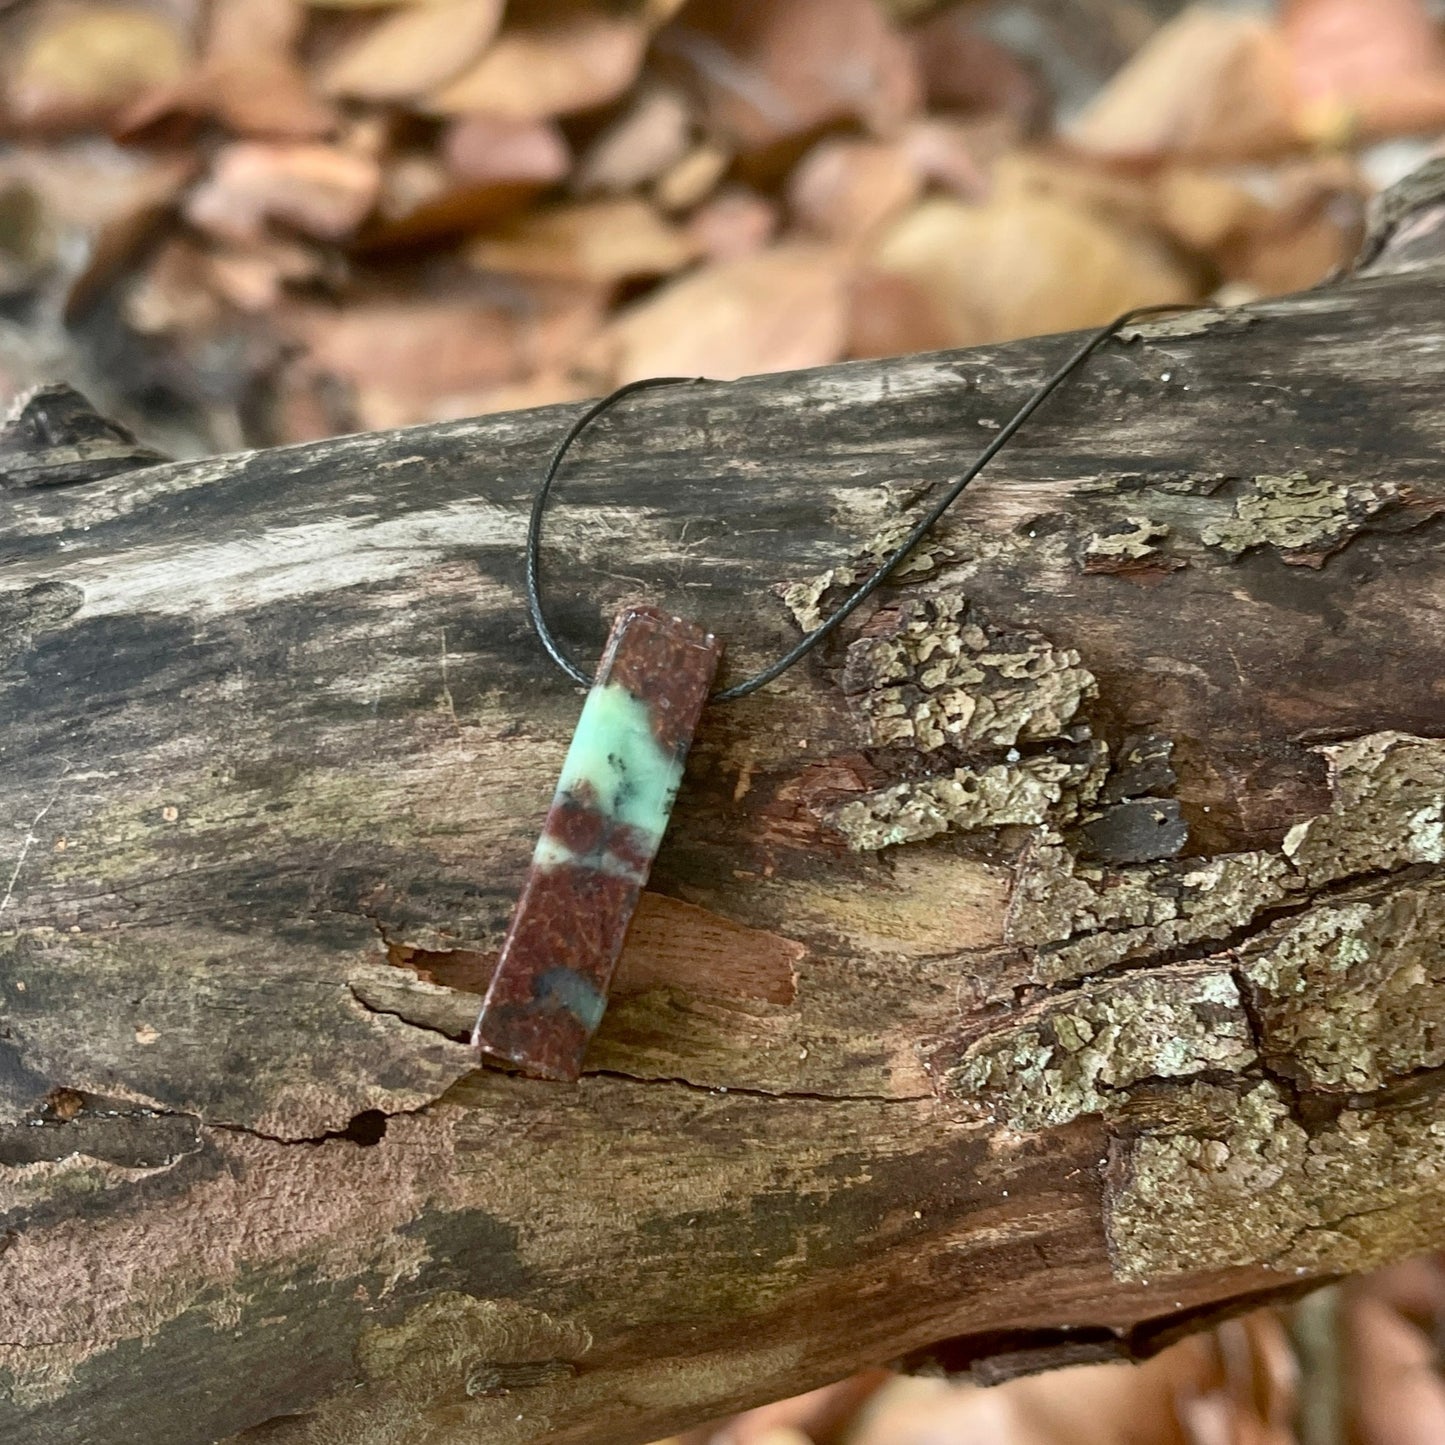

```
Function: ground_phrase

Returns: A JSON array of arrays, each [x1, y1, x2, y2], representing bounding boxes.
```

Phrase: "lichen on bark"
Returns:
[[1200, 471, 1398, 565], [840, 590, 1096, 753], [1004, 732, 1445, 988], [1240, 880, 1445, 1093], [933, 967, 1254, 1132], [824, 755, 1098, 851], [1108, 1081, 1445, 1282], [791, 576, 1109, 849], [780, 519, 952, 633], [923, 730, 1445, 1283]]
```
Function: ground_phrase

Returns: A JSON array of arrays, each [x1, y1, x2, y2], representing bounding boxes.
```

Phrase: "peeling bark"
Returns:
[[0, 245, 1443, 1443]]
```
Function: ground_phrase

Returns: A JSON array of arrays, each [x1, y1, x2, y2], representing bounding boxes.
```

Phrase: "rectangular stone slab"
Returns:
[[472, 605, 722, 1081]]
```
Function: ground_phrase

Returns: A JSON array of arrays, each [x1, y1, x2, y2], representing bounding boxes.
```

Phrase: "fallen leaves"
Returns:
[[870, 179, 1196, 348], [5, 3, 190, 134], [1074, 7, 1298, 162], [787, 138, 922, 243], [277, 278, 608, 432], [318, 0, 504, 101], [574, 85, 695, 195], [125, 0, 335, 139], [0, 0, 1433, 452], [1350, 1294, 1445, 1445], [468, 197, 699, 284], [1285, 0, 1445, 144], [185, 143, 380, 245], [428, 2, 648, 119], [659, 0, 920, 152], [598, 243, 850, 381]]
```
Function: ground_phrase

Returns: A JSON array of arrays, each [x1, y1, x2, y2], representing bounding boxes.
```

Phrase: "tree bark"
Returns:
[[1, 240, 1443, 1445]]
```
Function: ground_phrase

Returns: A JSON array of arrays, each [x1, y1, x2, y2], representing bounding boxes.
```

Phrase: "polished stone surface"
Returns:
[[473, 606, 721, 1080]]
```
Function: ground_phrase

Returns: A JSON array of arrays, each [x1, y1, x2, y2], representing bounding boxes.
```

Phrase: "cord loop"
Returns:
[[526, 303, 1196, 701]]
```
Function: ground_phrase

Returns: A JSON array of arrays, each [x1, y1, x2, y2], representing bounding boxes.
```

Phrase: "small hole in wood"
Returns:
[[340, 1109, 388, 1147]]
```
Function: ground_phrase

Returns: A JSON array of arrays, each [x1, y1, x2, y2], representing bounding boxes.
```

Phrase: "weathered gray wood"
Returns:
[[0, 252, 1443, 1445]]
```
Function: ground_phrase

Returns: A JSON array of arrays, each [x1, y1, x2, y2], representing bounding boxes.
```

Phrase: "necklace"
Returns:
[[472, 302, 1191, 1081]]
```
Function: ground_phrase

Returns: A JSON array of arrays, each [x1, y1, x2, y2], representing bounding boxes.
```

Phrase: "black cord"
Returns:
[[526, 301, 1196, 701]]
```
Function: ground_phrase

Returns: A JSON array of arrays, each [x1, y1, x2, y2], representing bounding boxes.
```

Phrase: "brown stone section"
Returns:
[[606, 606, 721, 755], [472, 605, 721, 1081]]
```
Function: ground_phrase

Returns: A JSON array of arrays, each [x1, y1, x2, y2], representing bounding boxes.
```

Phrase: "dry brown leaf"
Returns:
[[361, 119, 570, 248], [911, 4, 1044, 124], [124, 235, 227, 336], [186, 143, 380, 245], [1177, 1311, 1300, 1445], [318, 0, 503, 100], [594, 242, 849, 383], [1233, 1311, 1300, 1429], [1073, 6, 1297, 162], [279, 280, 605, 432], [469, 197, 699, 284], [573, 85, 695, 195], [870, 184, 1197, 348], [1350, 1296, 1445, 1445], [203, 0, 335, 137], [846, 267, 954, 360], [123, 0, 334, 139], [361, 132, 563, 248], [304, 0, 449, 7], [65, 152, 195, 319], [660, 0, 921, 151], [445, 114, 572, 187], [787, 137, 922, 242], [204, 236, 331, 312], [1178, 1390, 1297, 1445], [1156, 167, 1264, 253], [1216, 164, 1363, 294], [900, 115, 1009, 200], [1155, 158, 1364, 294], [687, 187, 777, 263], [654, 142, 732, 212], [1285, 0, 1445, 144], [427, 3, 647, 120], [1362, 1255, 1445, 1330], [5, 3, 190, 134]]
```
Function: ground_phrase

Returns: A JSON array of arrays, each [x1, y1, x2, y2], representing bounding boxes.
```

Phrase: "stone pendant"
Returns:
[[473, 606, 722, 1081]]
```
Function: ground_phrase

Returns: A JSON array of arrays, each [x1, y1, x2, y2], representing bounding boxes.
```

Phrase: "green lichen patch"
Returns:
[[1006, 733, 1445, 989], [1108, 1081, 1445, 1282], [1004, 837, 1292, 986], [840, 591, 1096, 753], [781, 520, 953, 633], [1284, 731, 1445, 887], [1200, 471, 1398, 565], [825, 755, 1100, 851], [1080, 516, 1175, 574], [1240, 880, 1445, 1093], [934, 967, 1254, 1132], [940, 731, 1445, 1142]]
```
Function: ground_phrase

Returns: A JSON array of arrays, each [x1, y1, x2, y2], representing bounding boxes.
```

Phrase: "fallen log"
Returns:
[[1, 187, 1443, 1445]]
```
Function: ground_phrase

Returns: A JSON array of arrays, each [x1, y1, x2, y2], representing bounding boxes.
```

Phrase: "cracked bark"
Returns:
[[1, 167, 1444, 1445]]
